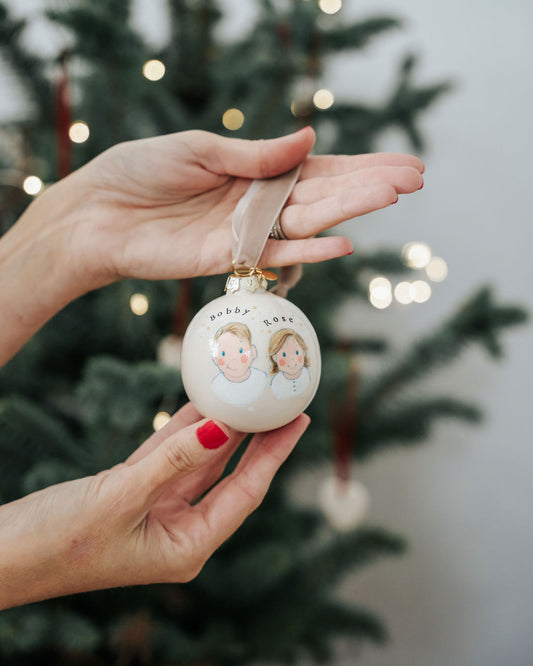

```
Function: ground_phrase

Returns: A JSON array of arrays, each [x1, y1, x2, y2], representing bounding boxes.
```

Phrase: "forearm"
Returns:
[[0, 177, 92, 366], [0, 494, 69, 609]]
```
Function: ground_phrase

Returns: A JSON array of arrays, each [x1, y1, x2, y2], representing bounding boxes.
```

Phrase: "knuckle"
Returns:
[[164, 439, 198, 475]]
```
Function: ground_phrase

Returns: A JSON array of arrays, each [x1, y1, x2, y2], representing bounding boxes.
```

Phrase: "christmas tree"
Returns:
[[0, 1, 526, 663]]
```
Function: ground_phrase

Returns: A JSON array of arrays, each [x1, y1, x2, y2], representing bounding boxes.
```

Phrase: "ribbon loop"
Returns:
[[231, 164, 302, 271]]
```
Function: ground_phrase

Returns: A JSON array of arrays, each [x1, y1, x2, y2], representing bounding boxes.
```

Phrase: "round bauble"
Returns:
[[181, 275, 321, 432], [318, 477, 370, 532]]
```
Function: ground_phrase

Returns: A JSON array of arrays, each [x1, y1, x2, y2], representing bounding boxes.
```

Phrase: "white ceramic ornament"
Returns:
[[157, 334, 183, 369], [181, 271, 321, 432], [318, 476, 370, 532]]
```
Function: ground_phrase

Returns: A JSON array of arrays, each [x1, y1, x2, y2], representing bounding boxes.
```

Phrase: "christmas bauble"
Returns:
[[318, 477, 370, 532], [181, 273, 321, 432]]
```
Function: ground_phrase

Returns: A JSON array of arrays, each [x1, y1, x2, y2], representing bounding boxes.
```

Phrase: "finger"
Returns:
[[194, 414, 311, 553], [129, 418, 239, 506], [281, 183, 400, 239], [125, 402, 203, 465], [289, 166, 423, 207], [260, 236, 354, 267], [196, 127, 316, 179], [300, 152, 425, 179]]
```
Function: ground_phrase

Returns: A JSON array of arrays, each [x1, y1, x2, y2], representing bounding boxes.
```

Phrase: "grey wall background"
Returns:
[[1, 1, 532, 665]]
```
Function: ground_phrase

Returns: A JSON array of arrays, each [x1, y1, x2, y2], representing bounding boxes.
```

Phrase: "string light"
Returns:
[[22, 175, 43, 196], [143, 59, 166, 81], [69, 121, 90, 144], [402, 241, 432, 269], [153, 411, 171, 431], [411, 280, 432, 303], [319, 0, 342, 14], [222, 108, 245, 130], [313, 88, 335, 110], [426, 256, 448, 282], [394, 281, 413, 305], [369, 276, 392, 309], [130, 293, 149, 316]]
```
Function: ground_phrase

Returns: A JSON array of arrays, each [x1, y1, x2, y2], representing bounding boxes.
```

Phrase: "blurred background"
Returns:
[[0, 1, 531, 665]]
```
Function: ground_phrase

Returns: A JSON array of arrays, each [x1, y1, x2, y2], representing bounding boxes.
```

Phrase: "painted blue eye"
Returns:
[[239, 348, 243, 353], [283, 352, 286, 357], [222, 351, 225, 356], [296, 350, 299, 355]]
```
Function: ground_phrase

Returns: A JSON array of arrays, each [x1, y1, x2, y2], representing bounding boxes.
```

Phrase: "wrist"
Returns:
[[0, 177, 90, 364]]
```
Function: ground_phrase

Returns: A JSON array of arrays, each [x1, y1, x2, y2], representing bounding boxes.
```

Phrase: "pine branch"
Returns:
[[320, 16, 402, 52], [360, 287, 528, 414], [0, 3, 51, 120], [297, 527, 406, 594], [386, 54, 453, 151], [311, 600, 388, 645], [0, 395, 87, 466], [358, 396, 482, 458]]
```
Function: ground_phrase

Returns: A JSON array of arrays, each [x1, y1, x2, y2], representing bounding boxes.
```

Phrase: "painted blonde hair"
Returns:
[[268, 328, 309, 374], [212, 323, 252, 360]]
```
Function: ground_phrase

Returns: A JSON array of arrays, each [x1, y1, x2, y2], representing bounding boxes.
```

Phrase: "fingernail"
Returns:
[[197, 420, 229, 450], [418, 180, 424, 190]]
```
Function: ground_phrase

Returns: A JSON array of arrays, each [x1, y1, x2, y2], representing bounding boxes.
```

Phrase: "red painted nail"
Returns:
[[197, 420, 229, 450]]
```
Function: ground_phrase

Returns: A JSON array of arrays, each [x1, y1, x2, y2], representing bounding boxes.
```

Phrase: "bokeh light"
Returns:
[[319, 0, 342, 14], [222, 108, 245, 130], [22, 175, 43, 196], [394, 281, 413, 305], [69, 121, 90, 144], [411, 280, 432, 303], [153, 411, 171, 431], [313, 88, 335, 109], [402, 241, 432, 269], [369, 276, 392, 309], [130, 293, 149, 316], [426, 256, 448, 282], [143, 59, 166, 81]]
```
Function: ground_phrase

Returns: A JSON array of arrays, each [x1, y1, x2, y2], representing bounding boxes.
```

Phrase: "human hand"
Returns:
[[16, 127, 423, 289], [0, 127, 423, 364], [0, 403, 310, 609]]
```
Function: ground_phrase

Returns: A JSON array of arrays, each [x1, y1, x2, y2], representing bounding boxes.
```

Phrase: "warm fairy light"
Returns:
[[319, 0, 342, 14], [402, 241, 432, 269], [153, 411, 171, 431], [69, 121, 90, 144], [22, 175, 43, 196], [290, 100, 298, 116], [411, 280, 432, 303], [426, 256, 448, 282], [369, 276, 392, 309], [222, 108, 245, 130], [313, 88, 335, 110], [394, 281, 414, 305], [143, 59, 166, 81], [130, 293, 149, 316]]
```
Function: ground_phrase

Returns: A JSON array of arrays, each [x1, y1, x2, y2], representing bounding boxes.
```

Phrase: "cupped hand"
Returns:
[[0, 404, 309, 607], [37, 127, 423, 290]]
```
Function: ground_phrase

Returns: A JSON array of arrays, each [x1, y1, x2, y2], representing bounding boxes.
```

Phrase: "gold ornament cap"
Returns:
[[225, 265, 277, 294]]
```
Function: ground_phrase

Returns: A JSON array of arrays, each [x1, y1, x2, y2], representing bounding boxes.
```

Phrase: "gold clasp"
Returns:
[[231, 262, 277, 282]]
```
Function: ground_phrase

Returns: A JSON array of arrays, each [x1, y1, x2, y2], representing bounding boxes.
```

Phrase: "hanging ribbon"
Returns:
[[231, 164, 302, 295], [231, 164, 301, 270]]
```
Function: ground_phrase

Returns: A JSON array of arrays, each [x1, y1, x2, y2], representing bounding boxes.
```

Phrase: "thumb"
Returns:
[[203, 126, 315, 179], [131, 418, 231, 503]]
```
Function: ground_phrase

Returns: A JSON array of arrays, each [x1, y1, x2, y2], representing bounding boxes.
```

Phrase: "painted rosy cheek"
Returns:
[[218, 357, 225, 365], [279, 358, 286, 366], [241, 355, 248, 363]]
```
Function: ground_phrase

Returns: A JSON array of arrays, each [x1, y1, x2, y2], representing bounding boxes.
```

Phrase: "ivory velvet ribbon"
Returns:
[[231, 164, 302, 297]]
